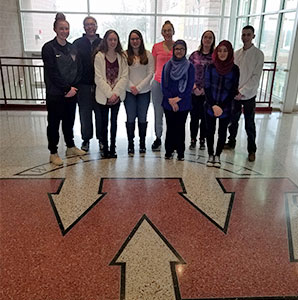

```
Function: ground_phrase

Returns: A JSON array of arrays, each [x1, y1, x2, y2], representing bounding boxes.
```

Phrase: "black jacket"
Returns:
[[73, 34, 102, 85], [42, 38, 82, 96]]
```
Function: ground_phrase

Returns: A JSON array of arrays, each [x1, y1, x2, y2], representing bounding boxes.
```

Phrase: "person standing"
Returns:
[[42, 13, 85, 166], [94, 30, 128, 158], [125, 30, 154, 155], [188, 30, 215, 151], [224, 25, 264, 162], [73, 16, 102, 152], [151, 20, 175, 151], [204, 40, 239, 168], [161, 40, 195, 161]]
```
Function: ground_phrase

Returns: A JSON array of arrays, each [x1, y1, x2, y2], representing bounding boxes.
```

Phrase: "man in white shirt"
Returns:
[[225, 25, 264, 162]]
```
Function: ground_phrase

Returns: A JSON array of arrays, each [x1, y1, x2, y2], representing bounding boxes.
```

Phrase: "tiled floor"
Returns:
[[0, 105, 298, 300]]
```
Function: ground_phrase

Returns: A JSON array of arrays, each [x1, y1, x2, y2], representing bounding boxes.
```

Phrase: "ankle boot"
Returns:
[[109, 143, 117, 158], [138, 122, 147, 153], [126, 122, 135, 155]]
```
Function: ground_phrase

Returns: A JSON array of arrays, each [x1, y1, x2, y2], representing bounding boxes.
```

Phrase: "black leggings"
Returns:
[[46, 94, 76, 154], [205, 113, 230, 156]]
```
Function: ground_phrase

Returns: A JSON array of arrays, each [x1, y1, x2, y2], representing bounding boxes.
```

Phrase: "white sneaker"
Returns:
[[66, 146, 86, 157], [206, 155, 214, 167], [49, 153, 63, 166], [214, 155, 221, 168]]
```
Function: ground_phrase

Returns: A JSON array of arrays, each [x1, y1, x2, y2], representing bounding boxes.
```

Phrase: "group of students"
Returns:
[[42, 13, 264, 168]]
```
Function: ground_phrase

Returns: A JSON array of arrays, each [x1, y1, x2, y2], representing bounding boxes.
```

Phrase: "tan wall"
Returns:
[[0, 0, 23, 56]]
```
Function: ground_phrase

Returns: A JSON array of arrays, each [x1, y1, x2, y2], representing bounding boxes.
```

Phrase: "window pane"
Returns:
[[264, 0, 281, 12], [234, 18, 247, 50], [259, 14, 278, 60], [224, 0, 232, 16], [221, 18, 230, 40], [284, 0, 298, 9], [89, 0, 154, 13], [250, 0, 263, 14], [156, 16, 220, 54], [157, 0, 222, 15], [273, 12, 296, 99], [21, 13, 86, 52], [19, 0, 87, 12], [238, 0, 250, 15], [248, 16, 261, 39], [93, 15, 155, 51]]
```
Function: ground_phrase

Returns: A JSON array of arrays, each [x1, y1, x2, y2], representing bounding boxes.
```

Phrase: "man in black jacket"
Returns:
[[74, 16, 102, 152]]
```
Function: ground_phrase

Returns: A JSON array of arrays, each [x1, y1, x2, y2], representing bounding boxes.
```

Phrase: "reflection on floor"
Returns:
[[1, 107, 298, 299]]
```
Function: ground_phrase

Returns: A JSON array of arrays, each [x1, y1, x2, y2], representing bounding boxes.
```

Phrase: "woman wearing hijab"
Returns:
[[161, 40, 195, 161], [204, 40, 239, 168]]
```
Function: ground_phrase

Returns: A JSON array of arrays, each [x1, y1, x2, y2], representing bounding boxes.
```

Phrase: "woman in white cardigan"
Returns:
[[94, 29, 128, 158]]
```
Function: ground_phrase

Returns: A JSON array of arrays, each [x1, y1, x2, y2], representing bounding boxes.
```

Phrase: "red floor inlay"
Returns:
[[1, 178, 298, 299]]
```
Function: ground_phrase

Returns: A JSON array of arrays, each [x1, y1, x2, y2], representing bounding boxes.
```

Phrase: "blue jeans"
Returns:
[[151, 80, 164, 139], [228, 96, 257, 153], [77, 84, 102, 142], [124, 91, 150, 123]]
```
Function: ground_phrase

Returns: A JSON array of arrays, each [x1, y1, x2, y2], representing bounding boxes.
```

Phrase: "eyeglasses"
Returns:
[[174, 48, 185, 51], [130, 38, 140, 41], [84, 23, 96, 27]]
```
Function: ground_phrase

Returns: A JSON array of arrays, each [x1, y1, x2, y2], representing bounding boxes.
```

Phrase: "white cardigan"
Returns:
[[94, 51, 128, 105]]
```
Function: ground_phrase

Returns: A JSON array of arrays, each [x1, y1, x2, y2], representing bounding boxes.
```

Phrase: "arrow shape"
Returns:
[[110, 215, 185, 300], [49, 171, 104, 234]]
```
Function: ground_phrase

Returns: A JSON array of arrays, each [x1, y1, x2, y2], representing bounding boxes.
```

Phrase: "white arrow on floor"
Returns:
[[50, 171, 104, 233], [110, 215, 185, 300]]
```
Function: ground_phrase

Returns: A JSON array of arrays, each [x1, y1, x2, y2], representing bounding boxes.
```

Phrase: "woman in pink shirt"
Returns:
[[151, 20, 175, 151]]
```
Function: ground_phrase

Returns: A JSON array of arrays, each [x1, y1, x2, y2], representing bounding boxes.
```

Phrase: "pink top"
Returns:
[[152, 41, 173, 83]]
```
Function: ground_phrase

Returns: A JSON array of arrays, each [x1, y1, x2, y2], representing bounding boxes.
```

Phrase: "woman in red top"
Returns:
[[151, 20, 175, 151]]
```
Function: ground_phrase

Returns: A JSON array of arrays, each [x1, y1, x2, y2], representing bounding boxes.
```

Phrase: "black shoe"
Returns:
[[248, 152, 256, 162], [109, 146, 117, 158], [151, 138, 161, 151], [81, 140, 90, 152], [199, 140, 205, 150], [101, 150, 109, 159], [128, 147, 134, 156], [139, 147, 146, 154], [165, 152, 173, 159], [177, 154, 184, 161], [101, 144, 109, 158], [189, 139, 196, 150], [224, 142, 235, 150]]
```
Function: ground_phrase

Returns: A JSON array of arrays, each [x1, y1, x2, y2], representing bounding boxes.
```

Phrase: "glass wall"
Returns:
[[19, 0, 231, 55], [235, 0, 298, 104]]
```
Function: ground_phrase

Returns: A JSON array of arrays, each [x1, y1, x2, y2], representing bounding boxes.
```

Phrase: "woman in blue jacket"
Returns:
[[204, 40, 239, 168], [161, 40, 195, 161]]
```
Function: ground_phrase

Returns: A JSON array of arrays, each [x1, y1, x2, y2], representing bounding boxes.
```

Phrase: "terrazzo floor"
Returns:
[[0, 105, 298, 300]]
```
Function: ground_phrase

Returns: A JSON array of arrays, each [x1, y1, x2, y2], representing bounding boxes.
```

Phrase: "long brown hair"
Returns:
[[127, 30, 148, 66], [198, 30, 216, 54], [95, 29, 124, 57]]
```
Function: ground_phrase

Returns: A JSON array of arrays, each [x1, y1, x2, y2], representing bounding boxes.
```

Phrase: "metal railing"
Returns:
[[0, 56, 45, 109], [0, 57, 276, 111], [256, 61, 277, 111]]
